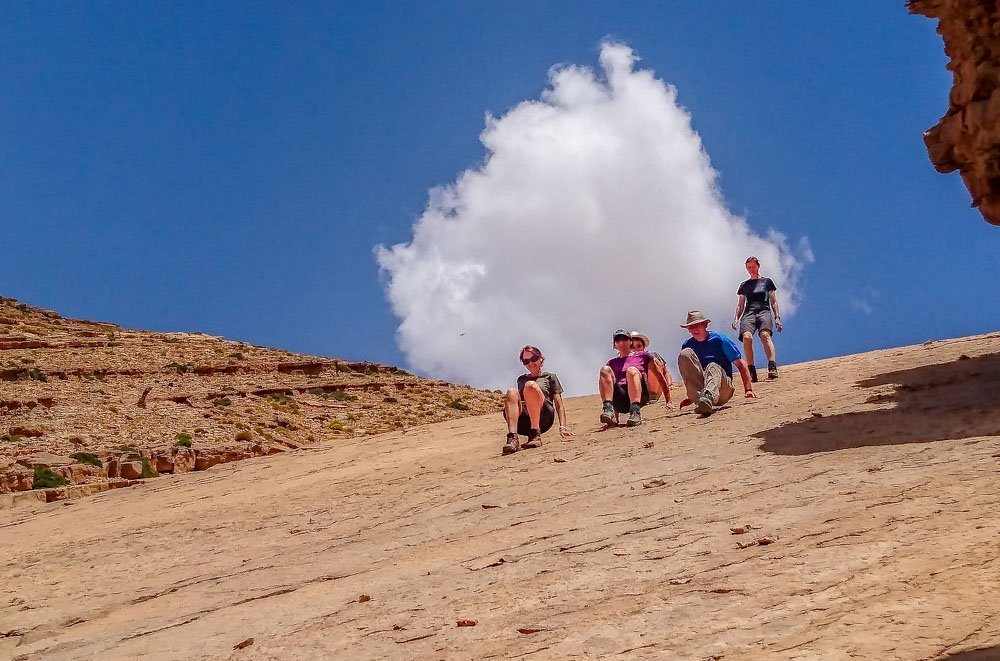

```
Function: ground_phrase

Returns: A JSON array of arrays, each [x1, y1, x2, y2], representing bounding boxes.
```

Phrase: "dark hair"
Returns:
[[519, 345, 543, 360], [745, 256, 760, 266]]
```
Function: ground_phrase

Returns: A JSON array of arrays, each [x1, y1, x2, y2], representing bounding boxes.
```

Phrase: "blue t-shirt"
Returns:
[[681, 331, 743, 378]]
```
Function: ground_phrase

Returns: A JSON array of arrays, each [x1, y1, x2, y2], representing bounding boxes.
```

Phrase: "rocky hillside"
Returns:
[[0, 297, 500, 499], [1, 331, 998, 659], [910, 0, 1000, 226]]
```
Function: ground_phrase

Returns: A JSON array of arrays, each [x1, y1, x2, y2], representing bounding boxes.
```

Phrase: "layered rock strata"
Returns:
[[0, 297, 500, 499], [910, 0, 1000, 225]]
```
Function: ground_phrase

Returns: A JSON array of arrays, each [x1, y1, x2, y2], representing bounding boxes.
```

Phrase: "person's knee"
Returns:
[[505, 388, 519, 402], [625, 366, 641, 377], [599, 365, 614, 378], [741, 332, 753, 342], [760, 330, 772, 341], [523, 381, 542, 396]]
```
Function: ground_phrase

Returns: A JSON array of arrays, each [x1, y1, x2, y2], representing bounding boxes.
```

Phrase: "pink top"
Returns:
[[607, 351, 653, 385]]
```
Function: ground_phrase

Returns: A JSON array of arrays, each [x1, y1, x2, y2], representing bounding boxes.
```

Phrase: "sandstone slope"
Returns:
[[2, 331, 999, 659], [0, 297, 500, 498]]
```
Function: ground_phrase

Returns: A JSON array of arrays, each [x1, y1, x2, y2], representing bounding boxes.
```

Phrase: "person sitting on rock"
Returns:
[[731, 255, 783, 380], [678, 310, 756, 416], [630, 330, 673, 405], [502, 345, 573, 455], [599, 329, 673, 427]]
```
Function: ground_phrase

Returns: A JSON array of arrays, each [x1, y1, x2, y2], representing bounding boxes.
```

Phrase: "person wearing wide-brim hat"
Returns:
[[628, 331, 672, 405], [677, 310, 756, 416]]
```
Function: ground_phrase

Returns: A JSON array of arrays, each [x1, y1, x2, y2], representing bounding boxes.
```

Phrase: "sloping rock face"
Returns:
[[1, 333, 998, 659], [910, 0, 1000, 225], [0, 297, 500, 497]]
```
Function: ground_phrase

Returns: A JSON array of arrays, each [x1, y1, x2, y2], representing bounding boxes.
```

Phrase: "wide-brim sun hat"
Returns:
[[629, 331, 650, 347], [680, 310, 711, 328]]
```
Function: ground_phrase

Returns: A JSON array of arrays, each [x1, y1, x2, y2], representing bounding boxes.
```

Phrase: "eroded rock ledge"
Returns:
[[0, 297, 502, 506], [910, 0, 1000, 225]]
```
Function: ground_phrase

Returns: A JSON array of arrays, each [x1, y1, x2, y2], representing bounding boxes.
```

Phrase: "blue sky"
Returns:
[[2, 2, 997, 383]]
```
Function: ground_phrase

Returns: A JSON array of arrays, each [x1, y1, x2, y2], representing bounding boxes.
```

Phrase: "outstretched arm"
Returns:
[[647, 358, 674, 408], [553, 394, 574, 437], [732, 295, 746, 330], [733, 359, 756, 398]]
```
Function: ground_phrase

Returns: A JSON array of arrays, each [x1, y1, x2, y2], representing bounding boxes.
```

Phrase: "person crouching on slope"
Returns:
[[501, 345, 574, 455], [599, 329, 673, 427], [677, 310, 756, 416]]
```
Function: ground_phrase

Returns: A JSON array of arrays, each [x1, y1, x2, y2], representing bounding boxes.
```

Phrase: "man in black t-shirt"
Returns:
[[731, 256, 783, 380]]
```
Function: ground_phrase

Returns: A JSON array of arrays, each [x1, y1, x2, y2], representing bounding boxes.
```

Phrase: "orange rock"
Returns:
[[119, 461, 143, 480], [66, 464, 100, 483], [0, 468, 33, 493], [173, 448, 196, 473], [16, 453, 75, 469], [151, 454, 174, 474]]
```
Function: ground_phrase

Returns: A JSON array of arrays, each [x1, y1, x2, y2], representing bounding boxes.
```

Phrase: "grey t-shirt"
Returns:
[[516, 372, 564, 401]]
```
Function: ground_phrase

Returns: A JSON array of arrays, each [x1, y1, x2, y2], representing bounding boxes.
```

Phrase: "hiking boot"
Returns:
[[502, 433, 519, 455], [767, 361, 778, 379], [522, 429, 543, 449], [626, 404, 642, 427], [694, 397, 714, 416], [599, 402, 616, 427], [748, 365, 758, 383]]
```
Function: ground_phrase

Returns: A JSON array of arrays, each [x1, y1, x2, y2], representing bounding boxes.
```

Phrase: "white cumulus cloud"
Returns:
[[376, 42, 811, 395]]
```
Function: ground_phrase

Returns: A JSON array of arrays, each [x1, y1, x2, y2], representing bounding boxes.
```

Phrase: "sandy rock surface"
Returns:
[[0, 297, 500, 496], [2, 333, 999, 660]]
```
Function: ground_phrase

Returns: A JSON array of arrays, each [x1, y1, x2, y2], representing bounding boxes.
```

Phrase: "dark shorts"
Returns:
[[612, 376, 649, 414], [500, 399, 556, 436], [739, 310, 774, 337]]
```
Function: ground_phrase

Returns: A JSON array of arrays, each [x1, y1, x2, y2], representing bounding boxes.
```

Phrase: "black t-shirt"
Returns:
[[738, 277, 776, 315]]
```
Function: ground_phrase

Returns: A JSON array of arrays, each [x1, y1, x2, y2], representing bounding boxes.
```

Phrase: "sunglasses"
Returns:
[[520, 354, 541, 365]]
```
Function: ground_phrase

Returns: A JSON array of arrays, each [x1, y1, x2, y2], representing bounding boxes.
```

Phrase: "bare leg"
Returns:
[[503, 388, 522, 434], [522, 381, 544, 429], [677, 348, 705, 403], [625, 366, 644, 404], [761, 330, 776, 363], [647, 355, 666, 400], [598, 365, 616, 401], [741, 331, 755, 367]]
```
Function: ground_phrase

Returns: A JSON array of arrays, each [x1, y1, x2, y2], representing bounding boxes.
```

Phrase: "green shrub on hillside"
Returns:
[[69, 452, 102, 467], [32, 466, 67, 489]]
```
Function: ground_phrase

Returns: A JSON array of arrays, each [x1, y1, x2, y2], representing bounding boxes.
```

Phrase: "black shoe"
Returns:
[[502, 433, 519, 455], [748, 365, 758, 383], [767, 361, 778, 379]]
